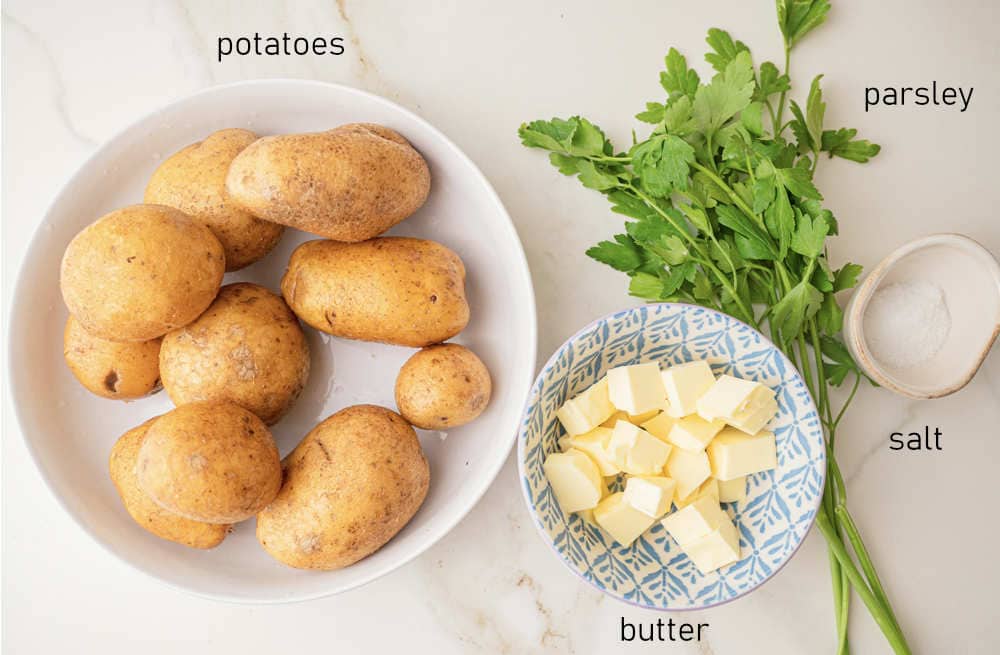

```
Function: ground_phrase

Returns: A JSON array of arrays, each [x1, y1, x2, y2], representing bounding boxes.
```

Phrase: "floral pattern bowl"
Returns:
[[517, 303, 825, 610]]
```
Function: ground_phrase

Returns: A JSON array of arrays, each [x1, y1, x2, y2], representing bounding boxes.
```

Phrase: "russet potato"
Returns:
[[60, 204, 225, 341], [109, 418, 229, 549], [136, 401, 282, 524], [281, 237, 469, 347], [225, 123, 430, 241], [63, 315, 162, 400], [144, 128, 284, 271], [159, 283, 309, 425], [256, 405, 430, 570]]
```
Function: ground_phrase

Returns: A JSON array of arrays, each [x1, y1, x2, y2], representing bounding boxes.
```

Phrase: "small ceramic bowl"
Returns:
[[517, 303, 825, 610], [843, 234, 1000, 399]]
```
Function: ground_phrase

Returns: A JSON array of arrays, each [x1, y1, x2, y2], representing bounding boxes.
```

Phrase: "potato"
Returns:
[[110, 418, 229, 549], [256, 405, 430, 570], [225, 123, 430, 241], [60, 204, 225, 341], [281, 237, 469, 347], [63, 315, 162, 400], [144, 128, 284, 271], [395, 343, 492, 429], [136, 401, 281, 523], [159, 283, 309, 424]]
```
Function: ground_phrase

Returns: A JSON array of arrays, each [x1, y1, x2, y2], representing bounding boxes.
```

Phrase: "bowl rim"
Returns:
[[516, 302, 825, 611], [843, 233, 1000, 399], [6, 78, 538, 604]]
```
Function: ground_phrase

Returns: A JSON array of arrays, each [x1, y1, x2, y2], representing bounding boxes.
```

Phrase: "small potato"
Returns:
[[281, 237, 469, 347], [159, 283, 309, 425], [60, 204, 225, 341], [145, 128, 284, 271], [395, 343, 492, 430], [64, 315, 162, 400], [257, 405, 430, 570], [226, 123, 430, 241], [137, 401, 281, 523], [110, 418, 229, 549]]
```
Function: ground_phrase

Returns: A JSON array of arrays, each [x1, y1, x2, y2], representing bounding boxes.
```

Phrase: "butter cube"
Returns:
[[602, 408, 660, 428], [674, 477, 719, 510], [543, 449, 604, 513], [609, 421, 672, 475], [607, 363, 667, 415], [727, 399, 778, 435], [685, 518, 741, 573], [665, 447, 711, 500], [639, 412, 676, 442], [594, 492, 657, 546], [660, 495, 729, 546], [667, 415, 726, 452], [661, 361, 716, 417], [624, 476, 676, 518], [717, 476, 747, 504], [556, 377, 616, 436], [708, 428, 777, 481], [696, 375, 772, 421], [562, 427, 620, 476]]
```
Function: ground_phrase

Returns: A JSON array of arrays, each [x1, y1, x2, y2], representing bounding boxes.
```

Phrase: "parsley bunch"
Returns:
[[518, 2, 909, 653]]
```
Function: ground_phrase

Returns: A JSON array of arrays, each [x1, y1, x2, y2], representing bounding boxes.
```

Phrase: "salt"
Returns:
[[863, 280, 951, 369]]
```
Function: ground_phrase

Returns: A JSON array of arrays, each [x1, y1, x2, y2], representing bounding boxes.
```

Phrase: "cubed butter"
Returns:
[[609, 420, 672, 475], [594, 492, 657, 546], [628, 408, 661, 424], [543, 449, 604, 513], [674, 477, 719, 510], [562, 427, 620, 476], [707, 428, 777, 481], [717, 476, 747, 504], [665, 447, 711, 500], [696, 375, 771, 421], [661, 361, 715, 417], [556, 377, 616, 436], [640, 412, 676, 442], [685, 518, 741, 573], [660, 494, 729, 546], [607, 363, 667, 415], [667, 415, 725, 452], [624, 476, 676, 518], [727, 398, 778, 435]]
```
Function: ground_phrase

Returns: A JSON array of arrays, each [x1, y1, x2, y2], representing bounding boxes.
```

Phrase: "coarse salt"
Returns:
[[862, 280, 951, 369]]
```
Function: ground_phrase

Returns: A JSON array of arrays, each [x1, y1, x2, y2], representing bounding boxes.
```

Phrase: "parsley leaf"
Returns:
[[776, 0, 831, 50], [833, 262, 863, 291], [755, 61, 791, 99], [771, 279, 822, 337], [693, 50, 755, 135], [660, 48, 700, 99], [791, 211, 829, 258], [821, 128, 882, 162], [631, 134, 696, 196], [704, 28, 750, 73], [586, 234, 644, 272]]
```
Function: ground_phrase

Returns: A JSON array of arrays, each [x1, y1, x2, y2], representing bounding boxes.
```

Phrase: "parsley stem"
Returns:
[[774, 47, 791, 136], [832, 372, 861, 432], [816, 512, 911, 655]]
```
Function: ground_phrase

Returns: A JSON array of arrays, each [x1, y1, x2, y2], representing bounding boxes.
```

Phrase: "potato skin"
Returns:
[[60, 204, 225, 341], [281, 237, 469, 347], [144, 128, 284, 271], [136, 401, 281, 523], [395, 344, 492, 430], [159, 283, 309, 425], [225, 123, 430, 241], [110, 418, 229, 549], [63, 315, 162, 400], [256, 405, 430, 570]]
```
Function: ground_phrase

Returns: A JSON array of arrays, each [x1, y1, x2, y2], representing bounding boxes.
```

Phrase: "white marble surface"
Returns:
[[3, 0, 999, 652]]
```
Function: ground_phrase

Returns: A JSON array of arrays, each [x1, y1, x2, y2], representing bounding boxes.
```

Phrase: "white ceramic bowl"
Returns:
[[8, 80, 537, 603], [843, 233, 1000, 398]]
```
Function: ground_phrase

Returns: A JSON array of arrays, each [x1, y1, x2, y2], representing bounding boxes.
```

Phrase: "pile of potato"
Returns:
[[60, 124, 493, 570]]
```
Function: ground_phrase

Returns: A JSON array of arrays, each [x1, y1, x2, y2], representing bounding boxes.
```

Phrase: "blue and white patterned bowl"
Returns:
[[517, 303, 825, 610]]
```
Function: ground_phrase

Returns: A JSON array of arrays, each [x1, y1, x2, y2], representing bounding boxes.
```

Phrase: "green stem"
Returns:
[[838, 566, 851, 655], [816, 513, 912, 655], [835, 505, 905, 638], [832, 373, 861, 431], [774, 47, 791, 135]]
